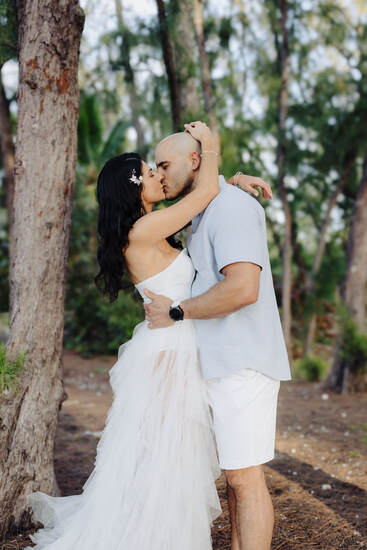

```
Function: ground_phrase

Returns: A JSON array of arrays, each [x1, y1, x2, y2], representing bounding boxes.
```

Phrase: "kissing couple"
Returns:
[[25, 121, 291, 550]]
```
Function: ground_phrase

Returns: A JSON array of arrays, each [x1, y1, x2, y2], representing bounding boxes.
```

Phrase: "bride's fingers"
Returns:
[[144, 288, 160, 299], [243, 183, 259, 196], [248, 178, 273, 199], [255, 177, 273, 198]]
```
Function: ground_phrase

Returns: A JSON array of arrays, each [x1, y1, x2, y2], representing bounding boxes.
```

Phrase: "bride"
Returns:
[[24, 121, 268, 549]]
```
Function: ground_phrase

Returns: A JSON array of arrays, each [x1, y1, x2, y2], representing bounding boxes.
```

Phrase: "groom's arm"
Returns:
[[144, 262, 260, 327], [181, 261, 261, 318]]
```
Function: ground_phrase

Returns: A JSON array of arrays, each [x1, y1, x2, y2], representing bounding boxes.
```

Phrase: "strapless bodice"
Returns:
[[134, 248, 194, 304]]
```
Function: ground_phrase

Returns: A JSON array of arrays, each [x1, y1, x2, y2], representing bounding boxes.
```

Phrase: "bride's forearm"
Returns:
[[195, 138, 219, 196]]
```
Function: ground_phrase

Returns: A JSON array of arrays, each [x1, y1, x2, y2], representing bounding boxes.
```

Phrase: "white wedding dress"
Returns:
[[25, 248, 222, 550]]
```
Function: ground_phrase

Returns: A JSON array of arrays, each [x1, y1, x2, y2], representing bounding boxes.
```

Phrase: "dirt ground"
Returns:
[[4, 349, 367, 550]]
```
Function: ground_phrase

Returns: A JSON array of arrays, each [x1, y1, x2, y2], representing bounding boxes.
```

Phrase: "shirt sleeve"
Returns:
[[208, 190, 266, 273]]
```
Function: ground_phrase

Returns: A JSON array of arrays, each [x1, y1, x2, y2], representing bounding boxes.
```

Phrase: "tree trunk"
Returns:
[[192, 0, 221, 160], [303, 151, 356, 357], [0, 0, 84, 539], [155, 0, 181, 131], [275, 0, 292, 357], [173, 0, 200, 119], [114, 0, 145, 154], [326, 153, 367, 393], [0, 68, 15, 260]]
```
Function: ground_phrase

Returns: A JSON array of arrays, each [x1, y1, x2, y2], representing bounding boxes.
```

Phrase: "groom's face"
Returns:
[[155, 143, 195, 200]]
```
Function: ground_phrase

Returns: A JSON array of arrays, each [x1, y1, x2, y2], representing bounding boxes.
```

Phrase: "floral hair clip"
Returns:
[[129, 169, 143, 185]]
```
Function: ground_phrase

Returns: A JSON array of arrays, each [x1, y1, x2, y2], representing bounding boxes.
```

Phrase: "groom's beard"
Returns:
[[163, 177, 195, 200]]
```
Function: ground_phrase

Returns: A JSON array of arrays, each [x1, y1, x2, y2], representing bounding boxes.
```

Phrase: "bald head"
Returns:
[[154, 132, 202, 200], [156, 132, 201, 157]]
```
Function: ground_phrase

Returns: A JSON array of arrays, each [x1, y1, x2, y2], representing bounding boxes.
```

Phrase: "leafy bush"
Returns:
[[339, 316, 367, 375], [0, 342, 26, 394], [294, 354, 327, 382]]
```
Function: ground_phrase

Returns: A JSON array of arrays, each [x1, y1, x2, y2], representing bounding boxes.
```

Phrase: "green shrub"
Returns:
[[0, 342, 26, 394], [294, 354, 327, 382], [339, 316, 367, 374], [64, 280, 144, 358]]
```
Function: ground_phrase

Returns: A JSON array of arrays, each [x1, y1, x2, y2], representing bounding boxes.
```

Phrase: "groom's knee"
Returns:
[[225, 464, 265, 496]]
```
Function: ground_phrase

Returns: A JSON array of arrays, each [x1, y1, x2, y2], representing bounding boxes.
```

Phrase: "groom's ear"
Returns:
[[191, 151, 201, 170]]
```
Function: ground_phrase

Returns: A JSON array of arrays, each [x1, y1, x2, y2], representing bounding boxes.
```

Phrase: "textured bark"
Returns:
[[115, 0, 145, 153], [0, 69, 15, 258], [303, 152, 356, 357], [193, 0, 221, 160], [0, 0, 84, 539], [155, 0, 181, 131], [326, 153, 367, 393], [274, 0, 292, 357], [174, 0, 200, 118]]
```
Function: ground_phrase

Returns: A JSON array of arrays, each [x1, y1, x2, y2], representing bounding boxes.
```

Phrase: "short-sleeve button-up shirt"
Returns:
[[186, 175, 291, 381]]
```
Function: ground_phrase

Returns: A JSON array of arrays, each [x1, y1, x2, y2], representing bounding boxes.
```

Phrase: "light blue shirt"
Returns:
[[186, 175, 292, 381]]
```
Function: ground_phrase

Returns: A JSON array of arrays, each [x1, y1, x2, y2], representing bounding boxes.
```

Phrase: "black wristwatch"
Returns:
[[169, 301, 184, 322]]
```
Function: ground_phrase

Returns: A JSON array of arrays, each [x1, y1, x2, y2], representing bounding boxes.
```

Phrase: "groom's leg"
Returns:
[[227, 484, 240, 550], [226, 465, 274, 550], [206, 368, 280, 550]]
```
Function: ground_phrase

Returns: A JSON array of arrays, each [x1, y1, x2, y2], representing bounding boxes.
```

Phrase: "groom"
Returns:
[[144, 127, 291, 550]]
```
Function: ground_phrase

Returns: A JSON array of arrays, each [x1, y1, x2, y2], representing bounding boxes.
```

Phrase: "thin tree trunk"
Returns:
[[0, 0, 84, 538], [173, 0, 200, 118], [326, 153, 367, 393], [303, 152, 356, 357], [275, 0, 292, 357], [114, 0, 145, 153], [0, 68, 15, 260], [304, 313, 317, 357], [155, 0, 181, 131], [192, 0, 221, 160]]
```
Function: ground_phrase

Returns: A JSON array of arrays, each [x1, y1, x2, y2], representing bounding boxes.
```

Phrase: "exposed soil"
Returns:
[[3, 349, 367, 550]]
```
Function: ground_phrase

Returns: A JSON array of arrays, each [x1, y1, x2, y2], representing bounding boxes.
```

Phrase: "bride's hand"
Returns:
[[184, 121, 215, 146], [228, 173, 273, 200]]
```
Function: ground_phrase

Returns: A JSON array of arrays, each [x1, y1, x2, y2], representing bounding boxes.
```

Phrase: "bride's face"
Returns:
[[140, 161, 165, 205]]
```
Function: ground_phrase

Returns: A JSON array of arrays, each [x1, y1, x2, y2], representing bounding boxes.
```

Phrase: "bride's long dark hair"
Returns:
[[94, 152, 182, 303]]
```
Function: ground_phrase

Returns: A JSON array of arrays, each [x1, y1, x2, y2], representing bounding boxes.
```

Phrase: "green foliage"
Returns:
[[338, 312, 367, 374], [99, 120, 130, 166], [0, 0, 17, 66], [315, 238, 346, 302], [0, 342, 26, 394], [218, 17, 233, 50], [78, 92, 103, 165], [78, 92, 128, 168], [294, 354, 327, 382]]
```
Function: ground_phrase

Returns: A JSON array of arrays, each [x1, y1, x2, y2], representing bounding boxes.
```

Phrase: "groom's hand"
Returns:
[[143, 289, 174, 329]]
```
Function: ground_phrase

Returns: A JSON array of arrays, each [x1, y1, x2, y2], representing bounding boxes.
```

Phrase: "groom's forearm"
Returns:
[[180, 277, 257, 320]]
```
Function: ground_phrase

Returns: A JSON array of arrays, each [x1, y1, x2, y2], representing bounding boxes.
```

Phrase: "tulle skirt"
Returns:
[[25, 318, 222, 550]]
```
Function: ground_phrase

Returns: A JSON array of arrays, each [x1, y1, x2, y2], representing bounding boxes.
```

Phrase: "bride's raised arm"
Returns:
[[130, 121, 219, 244]]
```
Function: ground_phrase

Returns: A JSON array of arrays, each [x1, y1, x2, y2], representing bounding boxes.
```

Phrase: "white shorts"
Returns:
[[206, 367, 280, 470]]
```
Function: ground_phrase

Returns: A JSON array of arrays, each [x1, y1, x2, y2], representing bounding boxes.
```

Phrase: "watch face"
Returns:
[[169, 306, 184, 321]]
